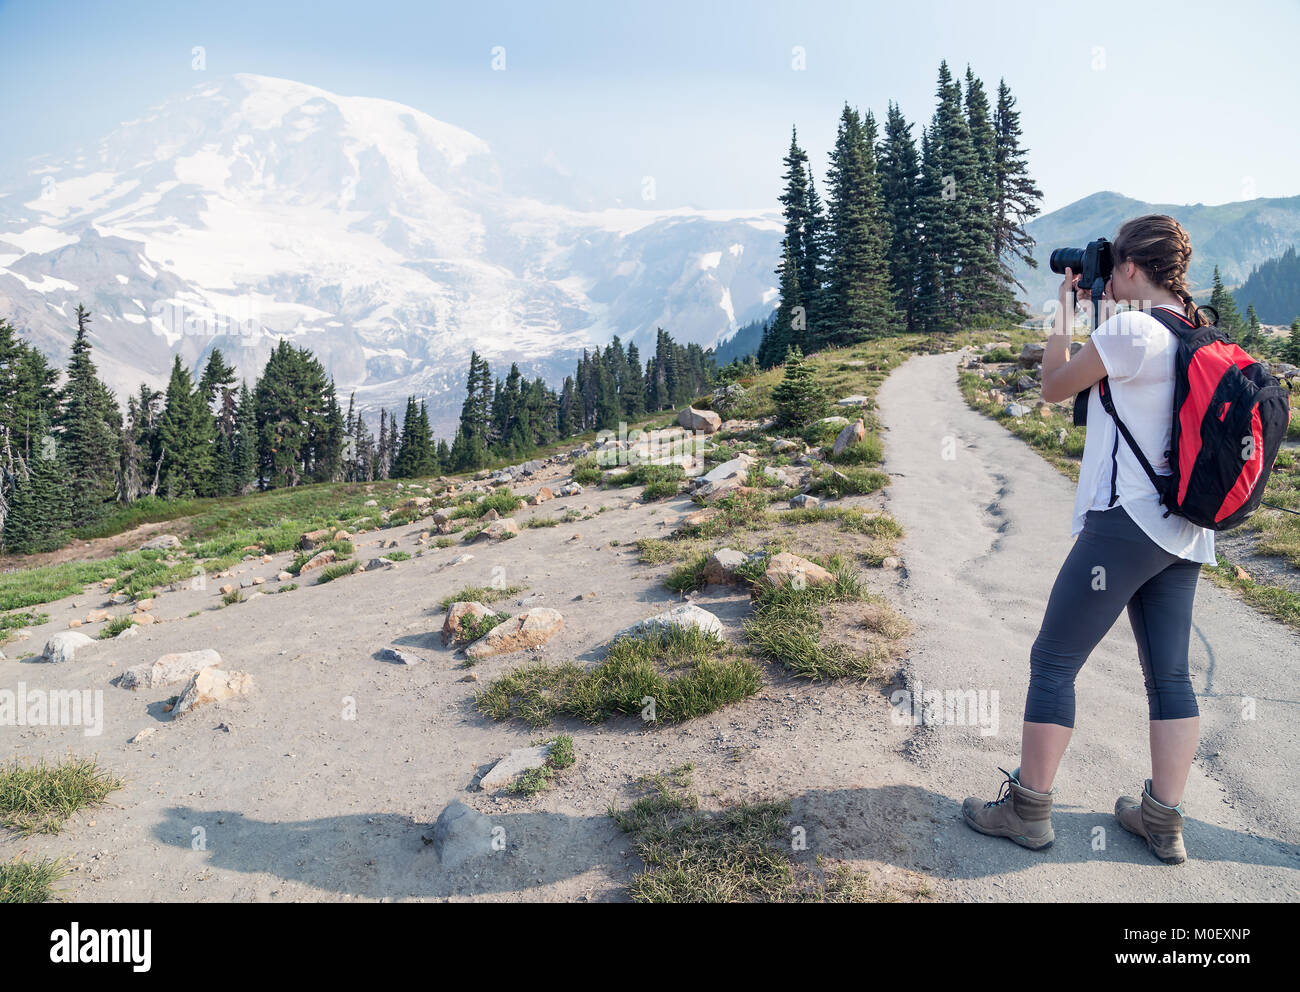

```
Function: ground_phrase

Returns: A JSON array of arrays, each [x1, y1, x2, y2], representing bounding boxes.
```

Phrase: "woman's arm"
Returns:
[[1040, 266, 1109, 404]]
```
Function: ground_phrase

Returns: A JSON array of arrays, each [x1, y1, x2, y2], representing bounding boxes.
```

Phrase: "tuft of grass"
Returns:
[[506, 734, 576, 796], [221, 588, 244, 606], [0, 857, 67, 903], [476, 625, 761, 729], [452, 487, 523, 520], [632, 464, 687, 501], [1, 610, 49, 633], [317, 560, 360, 583], [664, 552, 710, 594], [276, 582, 299, 593], [439, 584, 526, 611], [384, 550, 412, 562], [807, 464, 890, 499], [571, 455, 602, 486], [609, 764, 891, 903], [743, 554, 883, 680], [0, 757, 124, 835], [457, 611, 511, 651], [524, 516, 560, 528], [98, 615, 135, 639], [826, 435, 884, 466]]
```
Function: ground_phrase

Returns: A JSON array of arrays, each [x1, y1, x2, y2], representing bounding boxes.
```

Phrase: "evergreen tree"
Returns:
[[759, 243, 803, 368], [232, 379, 257, 493], [878, 101, 921, 331], [963, 67, 1008, 318], [770, 346, 829, 429], [912, 125, 947, 332], [992, 78, 1043, 308], [2, 414, 69, 554], [1286, 317, 1300, 365], [157, 355, 215, 498], [55, 305, 121, 524], [622, 343, 646, 419], [253, 339, 331, 489], [1209, 267, 1245, 339], [1242, 304, 1265, 356], [821, 104, 897, 348]]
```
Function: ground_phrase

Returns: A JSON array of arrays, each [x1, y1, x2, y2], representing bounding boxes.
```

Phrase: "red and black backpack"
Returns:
[[1084, 305, 1292, 531]]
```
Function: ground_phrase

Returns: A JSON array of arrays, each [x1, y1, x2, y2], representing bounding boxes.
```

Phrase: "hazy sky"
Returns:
[[2, 0, 1296, 215]]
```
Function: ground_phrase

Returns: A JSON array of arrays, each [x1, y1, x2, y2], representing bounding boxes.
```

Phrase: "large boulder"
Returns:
[[465, 608, 564, 660], [612, 604, 724, 642], [139, 534, 182, 551], [430, 801, 499, 868], [758, 552, 836, 593], [40, 632, 96, 664], [298, 548, 337, 574], [121, 649, 221, 690], [442, 601, 497, 646], [1019, 342, 1045, 368], [703, 549, 748, 586], [482, 518, 520, 540], [298, 528, 332, 550], [832, 419, 866, 457], [171, 667, 254, 718], [677, 406, 722, 434]]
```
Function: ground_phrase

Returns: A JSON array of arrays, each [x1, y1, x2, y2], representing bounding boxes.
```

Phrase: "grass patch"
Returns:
[[1, 610, 49, 632], [524, 516, 560, 528], [221, 588, 244, 606], [506, 735, 577, 796], [317, 560, 360, 583], [0, 757, 124, 835], [610, 764, 890, 903], [288, 539, 354, 575], [383, 550, 412, 562], [98, 615, 135, 639], [0, 857, 67, 903], [826, 435, 884, 466], [475, 625, 762, 729], [664, 552, 710, 594], [276, 582, 299, 593], [807, 463, 890, 499], [457, 610, 511, 650], [439, 584, 526, 610], [452, 487, 523, 520], [743, 554, 885, 679]]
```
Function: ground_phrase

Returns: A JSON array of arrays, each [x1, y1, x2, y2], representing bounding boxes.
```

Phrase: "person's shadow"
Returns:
[[152, 780, 1300, 900]]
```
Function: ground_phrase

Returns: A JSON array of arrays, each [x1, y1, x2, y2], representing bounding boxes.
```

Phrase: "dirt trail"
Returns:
[[876, 348, 1300, 901]]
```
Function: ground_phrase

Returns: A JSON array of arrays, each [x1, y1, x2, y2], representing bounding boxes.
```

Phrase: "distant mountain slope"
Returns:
[[1015, 191, 1300, 313], [0, 74, 781, 434], [1233, 245, 1300, 324]]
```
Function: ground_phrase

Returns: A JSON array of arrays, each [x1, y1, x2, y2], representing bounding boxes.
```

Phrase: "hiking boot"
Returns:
[[1115, 780, 1187, 865], [962, 766, 1055, 850]]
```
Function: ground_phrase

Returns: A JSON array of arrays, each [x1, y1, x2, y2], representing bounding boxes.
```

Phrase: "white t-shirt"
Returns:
[[1070, 304, 1217, 565]]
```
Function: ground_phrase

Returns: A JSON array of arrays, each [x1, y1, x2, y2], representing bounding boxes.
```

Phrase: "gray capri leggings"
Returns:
[[1025, 504, 1202, 728]]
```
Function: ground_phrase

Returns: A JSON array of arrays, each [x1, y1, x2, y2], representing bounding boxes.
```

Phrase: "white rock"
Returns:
[[479, 744, 553, 792], [121, 649, 222, 690], [40, 631, 95, 663], [612, 604, 724, 642]]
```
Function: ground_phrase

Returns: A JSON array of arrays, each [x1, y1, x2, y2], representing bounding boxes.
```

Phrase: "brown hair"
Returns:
[[1112, 214, 1209, 327]]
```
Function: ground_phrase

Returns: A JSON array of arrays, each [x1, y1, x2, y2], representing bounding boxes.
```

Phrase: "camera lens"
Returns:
[[1049, 248, 1085, 275]]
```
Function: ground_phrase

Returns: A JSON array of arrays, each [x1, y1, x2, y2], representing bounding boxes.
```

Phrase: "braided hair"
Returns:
[[1112, 214, 1210, 327]]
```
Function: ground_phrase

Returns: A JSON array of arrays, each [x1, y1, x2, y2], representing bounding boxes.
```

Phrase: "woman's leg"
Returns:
[[1125, 559, 1203, 806], [1018, 507, 1175, 792]]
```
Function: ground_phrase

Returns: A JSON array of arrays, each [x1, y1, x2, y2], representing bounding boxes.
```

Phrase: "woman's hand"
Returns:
[[1054, 267, 1081, 335]]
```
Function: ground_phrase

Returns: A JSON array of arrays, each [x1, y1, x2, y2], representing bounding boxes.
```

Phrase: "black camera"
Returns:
[[1051, 238, 1115, 428], [1049, 238, 1114, 290]]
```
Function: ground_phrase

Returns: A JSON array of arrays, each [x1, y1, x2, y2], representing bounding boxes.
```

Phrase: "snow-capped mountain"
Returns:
[[0, 74, 781, 433]]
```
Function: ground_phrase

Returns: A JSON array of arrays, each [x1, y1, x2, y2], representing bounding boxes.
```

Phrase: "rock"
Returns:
[[1014, 375, 1037, 393], [430, 800, 499, 868], [115, 625, 138, 640], [533, 486, 554, 504], [139, 534, 182, 551], [771, 439, 799, 454], [298, 548, 338, 574], [1037, 403, 1053, 418], [558, 482, 583, 497], [703, 548, 748, 586], [85, 609, 111, 623], [465, 608, 564, 660], [129, 728, 155, 744], [1004, 403, 1031, 418], [1019, 342, 1045, 368], [252, 576, 266, 585], [171, 667, 254, 719], [482, 507, 500, 522], [239, 577, 254, 589], [130, 613, 157, 626], [882, 556, 903, 569], [443, 554, 474, 569], [758, 552, 835, 592], [789, 493, 820, 509], [832, 418, 866, 457], [837, 395, 868, 407], [677, 507, 719, 531], [613, 604, 724, 642], [482, 518, 520, 540], [68, 619, 83, 629], [377, 647, 423, 666], [134, 597, 155, 612], [820, 416, 850, 428], [479, 743, 554, 792], [432, 508, 453, 525], [364, 499, 378, 507], [678, 406, 722, 434], [365, 558, 396, 571], [299, 528, 331, 550], [40, 631, 95, 663], [277, 571, 293, 581], [121, 649, 222, 690], [442, 601, 497, 646], [1235, 565, 1250, 582]]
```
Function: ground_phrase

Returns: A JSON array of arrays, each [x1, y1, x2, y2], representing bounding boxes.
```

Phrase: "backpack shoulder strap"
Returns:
[[1096, 376, 1171, 505]]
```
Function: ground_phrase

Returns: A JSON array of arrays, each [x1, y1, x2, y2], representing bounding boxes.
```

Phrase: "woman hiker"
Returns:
[[961, 214, 1217, 865]]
